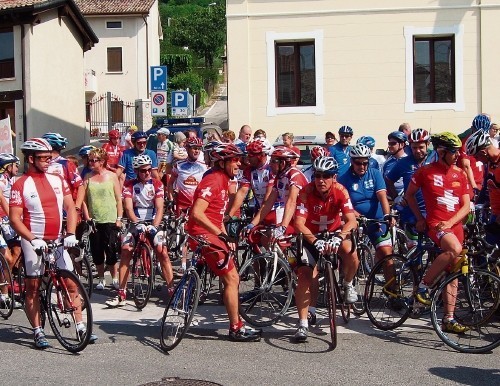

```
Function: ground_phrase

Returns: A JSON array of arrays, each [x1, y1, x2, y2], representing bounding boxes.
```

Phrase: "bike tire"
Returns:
[[72, 253, 93, 299], [130, 243, 154, 309], [325, 263, 337, 349], [365, 253, 416, 330], [352, 244, 372, 315], [45, 269, 93, 353], [238, 253, 294, 327], [430, 269, 500, 353], [160, 269, 201, 352], [0, 252, 14, 319]]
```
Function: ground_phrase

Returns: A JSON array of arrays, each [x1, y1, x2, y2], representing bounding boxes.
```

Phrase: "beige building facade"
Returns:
[[227, 0, 500, 145]]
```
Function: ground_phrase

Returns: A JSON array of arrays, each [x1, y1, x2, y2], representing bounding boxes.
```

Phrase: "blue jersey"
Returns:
[[330, 143, 351, 176], [338, 167, 386, 219], [382, 154, 407, 195], [119, 149, 158, 180], [369, 157, 379, 170]]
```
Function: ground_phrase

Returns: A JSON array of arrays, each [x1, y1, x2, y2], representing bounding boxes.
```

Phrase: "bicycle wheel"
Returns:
[[325, 263, 337, 349], [0, 252, 14, 319], [238, 253, 294, 327], [160, 269, 201, 352], [130, 243, 154, 309], [352, 244, 372, 315], [72, 253, 93, 299], [365, 254, 417, 330], [45, 269, 93, 353], [431, 269, 500, 353]]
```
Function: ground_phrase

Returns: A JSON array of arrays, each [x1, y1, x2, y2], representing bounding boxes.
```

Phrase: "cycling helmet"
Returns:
[[310, 146, 329, 161], [313, 156, 338, 175], [20, 138, 52, 153], [349, 143, 372, 158], [78, 145, 96, 157], [210, 143, 244, 161], [203, 140, 222, 152], [108, 129, 120, 139], [186, 137, 203, 148], [356, 136, 376, 149], [132, 154, 152, 169], [430, 132, 462, 150], [131, 131, 148, 142], [338, 125, 354, 135], [465, 130, 491, 156], [247, 139, 272, 156], [409, 128, 430, 143], [388, 131, 407, 143], [271, 146, 299, 160], [0, 153, 20, 170], [472, 114, 491, 132], [42, 132, 68, 150]]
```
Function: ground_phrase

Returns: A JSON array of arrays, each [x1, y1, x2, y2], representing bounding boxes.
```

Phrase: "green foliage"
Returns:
[[161, 53, 192, 77], [170, 72, 204, 95]]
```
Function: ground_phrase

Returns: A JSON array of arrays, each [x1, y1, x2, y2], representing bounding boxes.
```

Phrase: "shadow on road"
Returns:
[[428, 365, 500, 385]]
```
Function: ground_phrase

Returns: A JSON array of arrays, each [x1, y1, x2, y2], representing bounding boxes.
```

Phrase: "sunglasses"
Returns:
[[224, 157, 241, 163], [271, 159, 282, 164], [136, 141, 147, 146], [34, 155, 52, 162], [339, 134, 352, 138], [445, 148, 460, 154], [138, 168, 152, 174], [387, 141, 399, 146], [353, 160, 369, 166], [314, 172, 334, 179], [88, 158, 101, 163]]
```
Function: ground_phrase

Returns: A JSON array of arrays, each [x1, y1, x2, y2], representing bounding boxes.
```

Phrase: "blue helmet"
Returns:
[[388, 131, 407, 143], [0, 153, 20, 170], [472, 114, 491, 132], [42, 132, 68, 150], [357, 136, 376, 149], [131, 131, 148, 141], [78, 145, 96, 157], [338, 125, 354, 135]]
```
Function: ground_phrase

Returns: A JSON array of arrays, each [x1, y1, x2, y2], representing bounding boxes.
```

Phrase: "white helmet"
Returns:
[[349, 143, 371, 158], [465, 130, 491, 156], [20, 138, 52, 153], [132, 154, 152, 169], [313, 156, 338, 174]]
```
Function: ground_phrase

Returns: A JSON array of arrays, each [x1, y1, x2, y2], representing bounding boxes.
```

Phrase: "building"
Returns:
[[226, 0, 500, 145], [0, 0, 98, 154]]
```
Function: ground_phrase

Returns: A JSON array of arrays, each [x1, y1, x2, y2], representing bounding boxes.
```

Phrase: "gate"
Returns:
[[87, 92, 136, 137]]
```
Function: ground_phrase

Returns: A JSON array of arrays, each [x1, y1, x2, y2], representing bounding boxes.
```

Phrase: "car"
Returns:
[[273, 135, 326, 169]]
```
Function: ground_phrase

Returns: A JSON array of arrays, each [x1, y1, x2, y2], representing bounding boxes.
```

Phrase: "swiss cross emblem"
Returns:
[[296, 203, 307, 214], [201, 187, 212, 198], [437, 189, 459, 212]]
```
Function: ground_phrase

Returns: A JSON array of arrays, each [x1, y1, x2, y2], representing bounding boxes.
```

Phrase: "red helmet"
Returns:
[[271, 145, 299, 160], [210, 143, 244, 161], [310, 146, 329, 161], [246, 139, 272, 156], [409, 128, 430, 143], [109, 129, 120, 139], [186, 137, 203, 148]]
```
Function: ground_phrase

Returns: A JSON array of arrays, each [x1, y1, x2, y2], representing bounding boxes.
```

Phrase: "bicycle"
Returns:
[[0, 251, 14, 319], [72, 219, 95, 298]]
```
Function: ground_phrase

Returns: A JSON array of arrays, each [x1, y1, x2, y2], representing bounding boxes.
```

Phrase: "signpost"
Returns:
[[171, 91, 190, 117], [150, 66, 168, 116], [151, 91, 167, 116]]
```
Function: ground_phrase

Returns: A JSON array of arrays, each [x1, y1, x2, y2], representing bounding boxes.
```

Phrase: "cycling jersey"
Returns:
[[338, 166, 386, 219], [118, 148, 158, 180], [47, 156, 83, 200], [382, 154, 407, 196], [240, 160, 274, 207], [369, 157, 379, 170], [329, 143, 351, 176], [102, 142, 123, 167], [272, 166, 308, 205], [295, 181, 353, 233], [0, 173, 14, 217], [485, 154, 500, 215], [186, 169, 230, 235], [157, 139, 174, 164], [122, 178, 164, 221], [10, 171, 70, 240], [172, 159, 207, 210]]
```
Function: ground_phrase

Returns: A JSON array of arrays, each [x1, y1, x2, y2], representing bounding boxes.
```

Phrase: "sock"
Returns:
[[33, 326, 43, 335], [181, 262, 187, 270], [344, 280, 353, 287], [76, 322, 85, 331], [230, 319, 244, 332], [308, 306, 316, 315], [299, 319, 308, 328]]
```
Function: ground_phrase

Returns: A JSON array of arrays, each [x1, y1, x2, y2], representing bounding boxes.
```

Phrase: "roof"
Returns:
[[0, 0, 48, 10], [74, 0, 156, 15]]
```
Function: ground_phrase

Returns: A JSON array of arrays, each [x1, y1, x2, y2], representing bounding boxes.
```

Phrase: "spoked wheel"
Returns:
[[325, 263, 337, 349], [45, 269, 93, 353], [431, 269, 500, 353], [352, 244, 372, 315], [365, 254, 417, 330], [71, 251, 93, 299], [129, 244, 154, 309], [238, 253, 294, 327], [160, 269, 201, 352], [0, 252, 14, 319]]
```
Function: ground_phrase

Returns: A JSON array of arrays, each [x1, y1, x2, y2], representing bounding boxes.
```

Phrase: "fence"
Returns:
[[86, 92, 136, 137]]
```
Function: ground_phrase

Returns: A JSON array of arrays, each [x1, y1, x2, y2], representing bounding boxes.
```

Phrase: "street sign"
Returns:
[[151, 91, 167, 116], [171, 91, 189, 117], [150, 66, 167, 91]]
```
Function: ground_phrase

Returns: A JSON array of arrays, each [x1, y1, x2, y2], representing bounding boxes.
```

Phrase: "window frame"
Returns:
[[266, 30, 324, 116], [0, 26, 15, 80], [106, 46, 123, 73], [106, 20, 123, 30], [404, 25, 464, 112]]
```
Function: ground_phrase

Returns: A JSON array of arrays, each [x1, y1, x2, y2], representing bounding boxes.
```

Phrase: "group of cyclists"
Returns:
[[0, 111, 498, 349]]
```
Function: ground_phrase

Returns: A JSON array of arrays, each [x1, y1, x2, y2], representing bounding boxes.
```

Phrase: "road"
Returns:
[[1, 283, 498, 386], [200, 85, 228, 130]]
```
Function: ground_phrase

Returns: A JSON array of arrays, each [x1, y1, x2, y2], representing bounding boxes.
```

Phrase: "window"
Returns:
[[275, 42, 316, 107], [106, 21, 122, 29], [0, 27, 15, 79], [404, 25, 464, 112], [413, 36, 455, 103], [107, 47, 122, 72]]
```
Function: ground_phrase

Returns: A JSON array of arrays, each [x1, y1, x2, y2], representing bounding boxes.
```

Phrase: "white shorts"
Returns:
[[21, 238, 73, 278], [122, 230, 167, 248]]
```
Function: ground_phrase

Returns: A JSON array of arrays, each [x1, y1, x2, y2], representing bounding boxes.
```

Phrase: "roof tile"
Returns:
[[0, 0, 48, 10], [74, 0, 156, 15]]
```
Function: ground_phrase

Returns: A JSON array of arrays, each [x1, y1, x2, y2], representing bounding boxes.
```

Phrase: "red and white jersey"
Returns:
[[102, 142, 123, 167], [411, 162, 469, 227], [47, 156, 82, 200], [271, 166, 308, 206], [240, 160, 274, 207], [0, 173, 14, 217], [10, 171, 70, 240], [295, 182, 354, 233], [186, 169, 230, 235], [172, 159, 208, 209], [122, 178, 164, 221], [157, 139, 174, 164]]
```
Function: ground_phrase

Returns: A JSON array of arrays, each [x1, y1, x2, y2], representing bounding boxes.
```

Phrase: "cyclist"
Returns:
[[302, 145, 329, 182], [329, 125, 354, 176], [9, 138, 95, 349], [382, 131, 408, 197], [102, 129, 123, 174], [117, 131, 159, 181], [293, 156, 358, 342], [106, 154, 173, 307], [405, 132, 471, 333], [186, 143, 262, 341], [338, 143, 394, 263], [156, 127, 174, 180], [356, 135, 383, 171]]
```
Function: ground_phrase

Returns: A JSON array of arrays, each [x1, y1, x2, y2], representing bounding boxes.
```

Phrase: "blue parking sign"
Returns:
[[150, 66, 167, 91]]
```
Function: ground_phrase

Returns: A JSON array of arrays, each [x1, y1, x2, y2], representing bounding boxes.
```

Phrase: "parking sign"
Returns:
[[150, 66, 167, 92], [151, 91, 167, 116], [171, 91, 189, 117]]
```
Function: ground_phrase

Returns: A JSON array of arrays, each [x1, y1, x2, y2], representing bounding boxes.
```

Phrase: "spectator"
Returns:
[[398, 122, 412, 137], [253, 129, 267, 140], [121, 125, 138, 149], [223, 130, 236, 143], [234, 124, 252, 151], [325, 131, 338, 152], [489, 123, 499, 148], [173, 132, 188, 163]]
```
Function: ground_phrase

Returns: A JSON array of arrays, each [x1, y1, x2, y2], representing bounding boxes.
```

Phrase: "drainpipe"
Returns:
[[142, 14, 149, 99], [21, 23, 27, 143], [478, 0, 482, 113]]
